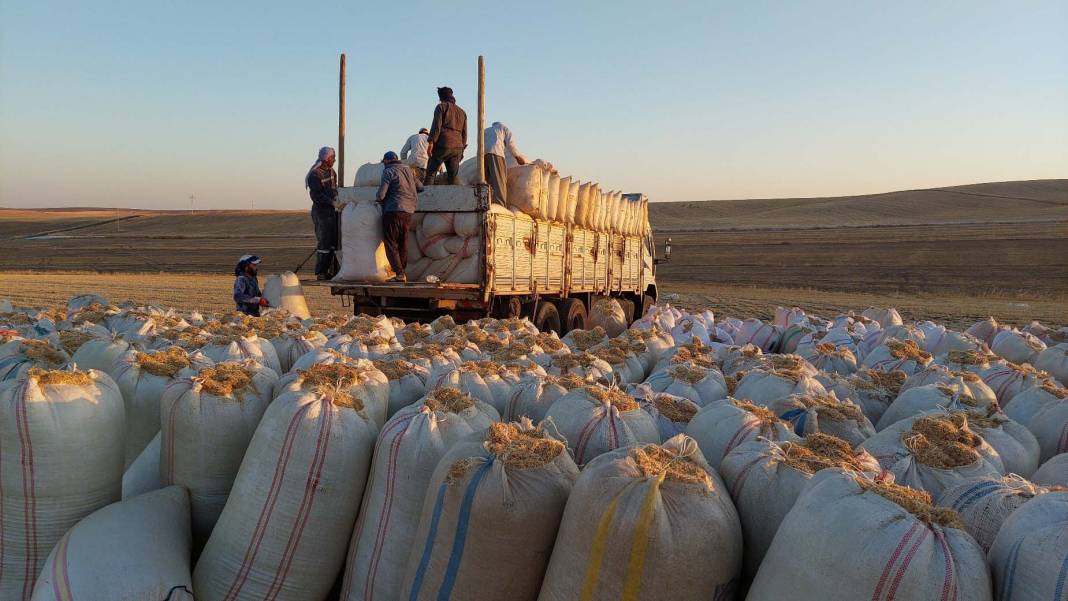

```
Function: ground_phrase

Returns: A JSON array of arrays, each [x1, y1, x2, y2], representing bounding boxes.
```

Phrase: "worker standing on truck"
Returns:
[[233, 255, 268, 316], [377, 151, 423, 282], [401, 127, 431, 182], [305, 146, 339, 279], [424, 86, 467, 185], [484, 121, 527, 204]]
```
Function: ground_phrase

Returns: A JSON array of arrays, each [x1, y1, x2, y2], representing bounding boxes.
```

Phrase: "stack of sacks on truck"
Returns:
[[9, 294, 1068, 599], [349, 157, 651, 283]]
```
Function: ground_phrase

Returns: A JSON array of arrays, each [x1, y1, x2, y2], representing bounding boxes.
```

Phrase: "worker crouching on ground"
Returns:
[[484, 121, 527, 204], [233, 255, 269, 316], [305, 146, 339, 279], [401, 127, 430, 182], [424, 86, 467, 185], [377, 151, 423, 282]]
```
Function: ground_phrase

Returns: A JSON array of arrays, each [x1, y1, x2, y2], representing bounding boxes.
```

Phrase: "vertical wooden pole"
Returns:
[[339, 53, 347, 186], [477, 55, 486, 184]]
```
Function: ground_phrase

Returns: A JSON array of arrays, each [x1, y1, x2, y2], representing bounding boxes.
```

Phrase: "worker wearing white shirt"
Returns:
[[400, 127, 430, 181], [484, 121, 526, 205]]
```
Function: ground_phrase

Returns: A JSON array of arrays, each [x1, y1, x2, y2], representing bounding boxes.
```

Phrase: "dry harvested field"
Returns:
[[1, 179, 1065, 325], [1, 272, 1063, 330]]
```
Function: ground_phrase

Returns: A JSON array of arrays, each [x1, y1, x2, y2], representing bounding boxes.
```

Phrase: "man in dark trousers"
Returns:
[[304, 146, 339, 279], [376, 151, 423, 282], [483, 121, 527, 204], [233, 255, 268, 316], [424, 86, 467, 185]]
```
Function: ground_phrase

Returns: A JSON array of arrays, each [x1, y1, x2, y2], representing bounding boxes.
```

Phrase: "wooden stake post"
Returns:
[[338, 53, 347, 186], [477, 55, 486, 184]]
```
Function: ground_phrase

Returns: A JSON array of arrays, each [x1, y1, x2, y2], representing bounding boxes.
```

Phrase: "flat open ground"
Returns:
[[2, 179, 1065, 326], [1, 272, 1063, 330]]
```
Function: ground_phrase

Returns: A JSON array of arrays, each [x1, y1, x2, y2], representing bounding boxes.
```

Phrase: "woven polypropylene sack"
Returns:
[[537, 435, 742, 601], [340, 395, 498, 601], [543, 385, 660, 465], [336, 200, 392, 282], [936, 475, 1046, 552], [30, 486, 193, 601], [746, 470, 991, 601], [159, 361, 277, 549], [988, 491, 1068, 601], [193, 390, 377, 601], [400, 420, 578, 601], [720, 437, 881, 580], [683, 397, 799, 470], [0, 369, 124, 601]]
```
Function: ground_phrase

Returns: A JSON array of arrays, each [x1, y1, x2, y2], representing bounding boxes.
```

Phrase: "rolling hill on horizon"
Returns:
[[1, 179, 1065, 240]]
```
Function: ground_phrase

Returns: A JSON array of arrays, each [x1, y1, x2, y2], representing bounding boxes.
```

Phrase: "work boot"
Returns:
[[388, 274, 407, 283]]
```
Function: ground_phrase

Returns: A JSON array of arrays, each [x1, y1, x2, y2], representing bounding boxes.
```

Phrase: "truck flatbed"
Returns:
[[301, 278, 482, 300]]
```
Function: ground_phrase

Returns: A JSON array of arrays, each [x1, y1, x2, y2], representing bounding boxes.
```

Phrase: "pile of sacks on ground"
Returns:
[[1, 294, 1067, 600]]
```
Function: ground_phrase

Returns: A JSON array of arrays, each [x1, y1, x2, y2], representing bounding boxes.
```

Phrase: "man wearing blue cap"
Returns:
[[233, 255, 269, 316], [376, 151, 423, 282]]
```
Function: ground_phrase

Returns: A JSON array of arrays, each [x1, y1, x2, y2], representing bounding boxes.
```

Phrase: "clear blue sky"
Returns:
[[1, 1, 1065, 209]]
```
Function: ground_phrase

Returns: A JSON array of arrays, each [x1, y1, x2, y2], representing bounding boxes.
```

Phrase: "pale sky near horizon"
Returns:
[[1, 1, 1065, 210]]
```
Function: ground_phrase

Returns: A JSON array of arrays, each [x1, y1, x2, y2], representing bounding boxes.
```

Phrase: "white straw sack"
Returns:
[[936, 475, 1048, 552], [537, 435, 742, 601], [400, 420, 578, 601], [684, 397, 799, 469], [720, 435, 882, 579], [341, 390, 498, 601], [988, 491, 1068, 601], [336, 199, 393, 281], [30, 486, 194, 601], [1, 369, 124, 601], [544, 384, 659, 465], [194, 389, 378, 601], [111, 347, 209, 468], [747, 470, 992, 601], [160, 361, 277, 548]]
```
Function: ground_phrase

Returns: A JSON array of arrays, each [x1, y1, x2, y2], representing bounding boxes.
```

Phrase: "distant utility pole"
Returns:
[[189, 194, 196, 215]]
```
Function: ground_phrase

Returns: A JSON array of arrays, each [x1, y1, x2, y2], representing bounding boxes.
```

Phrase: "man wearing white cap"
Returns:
[[484, 121, 526, 205], [233, 255, 268, 316], [305, 146, 339, 279], [400, 127, 431, 182]]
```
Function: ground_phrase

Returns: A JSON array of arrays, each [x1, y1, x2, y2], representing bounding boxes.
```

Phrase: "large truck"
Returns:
[[304, 183, 667, 333], [303, 54, 669, 333]]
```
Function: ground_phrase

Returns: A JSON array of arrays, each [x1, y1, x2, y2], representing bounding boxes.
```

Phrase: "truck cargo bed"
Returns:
[[301, 278, 481, 300]]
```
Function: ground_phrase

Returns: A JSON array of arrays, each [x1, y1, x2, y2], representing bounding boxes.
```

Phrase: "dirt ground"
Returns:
[[2, 272, 1063, 330], [2, 179, 1064, 328]]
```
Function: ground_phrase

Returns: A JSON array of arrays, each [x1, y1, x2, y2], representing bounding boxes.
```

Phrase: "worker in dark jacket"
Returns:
[[424, 86, 467, 185], [233, 255, 268, 316], [305, 146, 339, 279], [376, 151, 423, 282]]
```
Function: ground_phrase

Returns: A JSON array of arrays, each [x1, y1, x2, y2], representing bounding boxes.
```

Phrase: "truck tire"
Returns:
[[641, 294, 654, 319], [617, 298, 636, 325], [556, 298, 587, 334], [532, 302, 562, 335]]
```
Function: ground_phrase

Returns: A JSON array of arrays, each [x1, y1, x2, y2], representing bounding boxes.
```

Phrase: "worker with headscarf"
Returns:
[[233, 255, 268, 316], [424, 86, 467, 185], [305, 146, 339, 279], [483, 121, 527, 204], [400, 127, 431, 182], [376, 151, 423, 282]]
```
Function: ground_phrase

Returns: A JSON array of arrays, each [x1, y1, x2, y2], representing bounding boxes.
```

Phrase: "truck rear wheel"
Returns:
[[617, 298, 636, 325], [556, 298, 587, 334], [532, 301, 561, 334], [641, 294, 654, 320]]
